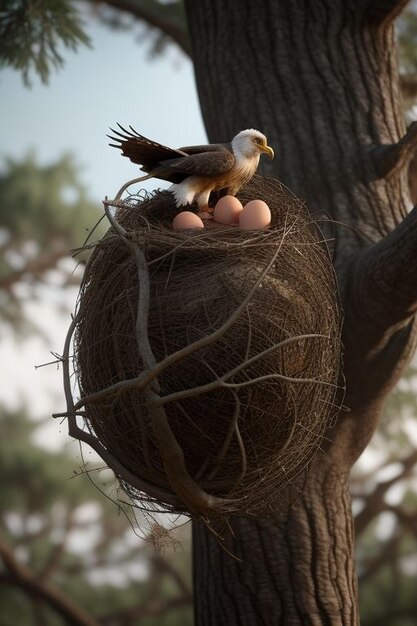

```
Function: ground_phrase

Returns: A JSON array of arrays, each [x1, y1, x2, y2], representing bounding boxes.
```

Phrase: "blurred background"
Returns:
[[1, 2, 417, 625]]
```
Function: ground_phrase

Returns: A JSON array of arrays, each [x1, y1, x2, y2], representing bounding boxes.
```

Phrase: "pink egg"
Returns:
[[172, 211, 205, 230], [239, 200, 271, 230], [213, 195, 243, 225]]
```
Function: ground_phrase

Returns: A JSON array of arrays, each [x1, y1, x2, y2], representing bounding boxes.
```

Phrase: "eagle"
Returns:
[[108, 126, 274, 213]]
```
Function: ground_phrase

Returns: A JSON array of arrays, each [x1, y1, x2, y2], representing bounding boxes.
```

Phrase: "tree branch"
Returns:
[[349, 207, 417, 334], [0, 246, 70, 291], [358, 532, 401, 582], [340, 207, 417, 414], [150, 552, 191, 597], [0, 535, 100, 626], [364, 0, 410, 25], [38, 510, 74, 580], [370, 122, 417, 180], [102, 202, 236, 513], [363, 606, 417, 626], [92, 0, 191, 57], [354, 450, 417, 536], [399, 73, 417, 101], [100, 593, 192, 625], [385, 503, 417, 537], [59, 314, 184, 509]]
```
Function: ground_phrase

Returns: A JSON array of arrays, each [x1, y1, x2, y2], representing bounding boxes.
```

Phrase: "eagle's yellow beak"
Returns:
[[260, 144, 274, 159]]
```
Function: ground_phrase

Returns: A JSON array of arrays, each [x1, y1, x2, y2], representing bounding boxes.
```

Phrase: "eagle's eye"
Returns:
[[254, 137, 263, 145]]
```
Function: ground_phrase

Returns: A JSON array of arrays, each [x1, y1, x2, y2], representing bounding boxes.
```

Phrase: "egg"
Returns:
[[213, 195, 243, 225], [172, 211, 205, 230], [239, 200, 271, 230]]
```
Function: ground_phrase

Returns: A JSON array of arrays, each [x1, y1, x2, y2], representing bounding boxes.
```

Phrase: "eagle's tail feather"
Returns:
[[108, 129, 130, 141], [117, 123, 138, 137], [109, 124, 186, 171]]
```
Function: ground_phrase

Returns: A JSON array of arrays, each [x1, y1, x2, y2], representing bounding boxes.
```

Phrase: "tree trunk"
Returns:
[[193, 458, 358, 626], [185, 0, 417, 623]]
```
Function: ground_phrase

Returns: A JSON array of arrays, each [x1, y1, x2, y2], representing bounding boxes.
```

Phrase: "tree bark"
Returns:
[[185, 0, 416, 623], [193, 458, 358, 626]]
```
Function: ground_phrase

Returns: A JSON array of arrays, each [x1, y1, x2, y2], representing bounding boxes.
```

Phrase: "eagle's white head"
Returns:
[[231, 129, 275, 162]]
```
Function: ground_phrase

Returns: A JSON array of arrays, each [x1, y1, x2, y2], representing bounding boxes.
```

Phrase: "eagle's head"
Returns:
[[231, 129, 275, 162]]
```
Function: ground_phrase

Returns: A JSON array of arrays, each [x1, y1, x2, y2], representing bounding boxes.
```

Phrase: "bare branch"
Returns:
[[399, 73, 417, 101], [354, 449, 417, 536], [60, 313, 183, 508], [73, 223, 294, 411], [364, 0, 410, 25], [359, 533, 401, 582], [0, 245, 70, 291], [151, 364, 335, 408], [92, 0, 191, 57], [103, 203, 236, 513], [38, 510, 74, 580], [0, 535, 100, 626], [148, 391, 237, 513], [208, 391, 241, 480], [370, 122, 417, 179], [150, 552, 191, 597], [350, 206, 417, 334], [385, 503, 417, 537], [95, 539, 191, 626]]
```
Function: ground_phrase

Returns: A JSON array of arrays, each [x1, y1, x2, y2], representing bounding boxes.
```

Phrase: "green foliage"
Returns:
[[91, 0, 189, 63], [360, 533, 417, 626], [0, 407, 192, 625], [0, 0, 90, 86], [0, 0, 189, 86], [379, 363, 417, 452], [0, 409, 86, 510], [145, 0, 187, 58], [0, 152, 99, 246], [354, 363, 417, 626], [0, 153, 102, 333]]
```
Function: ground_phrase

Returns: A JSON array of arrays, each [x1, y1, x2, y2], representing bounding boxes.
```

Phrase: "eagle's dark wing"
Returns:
[[179, 143, 233, 155], [152, 149, 236, 184], [159, 150, 235, 176], [109, 126, 236, 183], [108, 124, 187, 172]]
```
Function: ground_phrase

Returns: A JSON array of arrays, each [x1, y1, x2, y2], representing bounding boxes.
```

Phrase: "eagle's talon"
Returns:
[[198, 205, 213, 214], [197, 211, 213, 220]]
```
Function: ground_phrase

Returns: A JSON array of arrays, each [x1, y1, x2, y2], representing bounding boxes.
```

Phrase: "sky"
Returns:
[[0, 12, 206, 201], [0, 12, 205, 451]]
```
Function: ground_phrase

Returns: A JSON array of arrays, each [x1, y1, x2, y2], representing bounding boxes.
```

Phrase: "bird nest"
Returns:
[[61, 175, 342, 520]]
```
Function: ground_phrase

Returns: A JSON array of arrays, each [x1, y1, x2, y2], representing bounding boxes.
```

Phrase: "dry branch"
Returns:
[[354, 449, 417, 535], [0, 535, 99, 626], [96, 0, 191, 57]]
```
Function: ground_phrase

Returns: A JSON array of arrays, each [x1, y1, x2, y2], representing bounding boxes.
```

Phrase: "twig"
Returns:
[[103, 202, 237, 513], [208, 391, 241, 480], [59, 311, 182, 507]]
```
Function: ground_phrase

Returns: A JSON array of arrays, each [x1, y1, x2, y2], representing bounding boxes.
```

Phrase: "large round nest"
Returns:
[[74, 175, 341, 518]]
